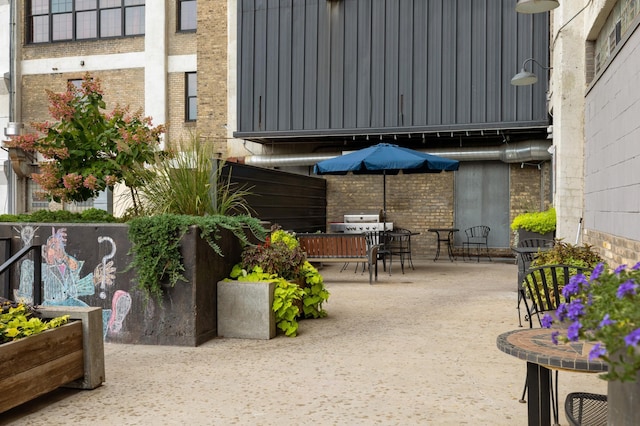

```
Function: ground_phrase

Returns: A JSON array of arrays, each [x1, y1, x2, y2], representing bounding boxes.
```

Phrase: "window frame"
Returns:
[[185, 72, 197, 122], [177, 0, 196, 32], [26, 0, 145, 44]]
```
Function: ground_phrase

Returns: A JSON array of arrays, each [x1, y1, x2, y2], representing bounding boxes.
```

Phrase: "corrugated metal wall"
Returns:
[[236, 0, 550, 138]]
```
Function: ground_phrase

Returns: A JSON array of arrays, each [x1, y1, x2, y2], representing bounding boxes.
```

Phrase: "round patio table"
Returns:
[[497, 328, 607, 426]]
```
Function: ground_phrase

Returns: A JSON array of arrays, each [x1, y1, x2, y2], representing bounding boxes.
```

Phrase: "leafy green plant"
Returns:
[[511, 207, 556, 234], [4, 73, 164, 213], [226, 229, 330, 337], [526, 241, 604, 305], [543, 262, 640, 382], [531, 240, 604, 269], [0, 208, 118, 223], [0, 298, 70, 344], [127, 214, 266, 302]]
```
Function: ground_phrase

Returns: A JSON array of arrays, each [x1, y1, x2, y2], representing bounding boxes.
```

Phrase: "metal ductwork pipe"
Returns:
[[235, 140, 552, 168]]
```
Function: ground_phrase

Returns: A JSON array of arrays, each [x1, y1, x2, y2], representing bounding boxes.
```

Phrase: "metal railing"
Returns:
[[0, 241, 43, 305]]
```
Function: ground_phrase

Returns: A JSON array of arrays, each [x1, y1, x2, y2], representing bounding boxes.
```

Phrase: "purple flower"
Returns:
[[556, 303, 568, 322], [624, 328, 640, 347], [616, 279, 638, 298], [632, 261, 640, 271], [614, 264, 627, 275], [567, 321, 582, 341], [588, 343, 607, 361], [551, 330, 560, 345], [598, 314, 615, 329], [541, 314, 554, 328], [562, 276, 582, 298], [591, 263, 605, 281], [566, 300, 585, 321]]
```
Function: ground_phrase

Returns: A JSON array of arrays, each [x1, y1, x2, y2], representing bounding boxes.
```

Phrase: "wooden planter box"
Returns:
[[0, 306, 104, 413]]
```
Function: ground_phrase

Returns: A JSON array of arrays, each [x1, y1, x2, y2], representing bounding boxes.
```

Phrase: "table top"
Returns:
[[427, 228, 459, 232], [497, 329, 607, 373]]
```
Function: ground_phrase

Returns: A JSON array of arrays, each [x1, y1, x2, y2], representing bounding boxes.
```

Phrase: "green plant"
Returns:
[[134, 133, 254, 217], [226, 229, 330, 336], [127, 214, 266, 302], [543, 262, 640, 382], [4, 74, 164, 212], [531, 240, 604, 269], [0, 208, 118, 223], [526, 241, 604, 305], [511, 207, 556, 234], [0, 298, 70, 344]]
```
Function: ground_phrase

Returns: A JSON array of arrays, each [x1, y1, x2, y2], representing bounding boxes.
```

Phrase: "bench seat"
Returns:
[[296, 233, 380, 284]]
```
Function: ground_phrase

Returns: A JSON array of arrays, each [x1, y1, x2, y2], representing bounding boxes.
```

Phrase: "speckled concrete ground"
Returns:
[[1, 259, 607, 425]]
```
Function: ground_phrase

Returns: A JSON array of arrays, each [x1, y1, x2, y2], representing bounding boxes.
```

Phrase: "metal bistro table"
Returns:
[[427, 228, 458, 261], [497, 328, 607, 426]]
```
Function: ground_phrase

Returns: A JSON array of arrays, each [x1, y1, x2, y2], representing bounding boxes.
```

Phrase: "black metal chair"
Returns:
[[514, 238, 555, 327], [388, 228, 414, 273], [462, 225, 491, 262], [565, 392, 608, 426], [520, 264, 593, 425]]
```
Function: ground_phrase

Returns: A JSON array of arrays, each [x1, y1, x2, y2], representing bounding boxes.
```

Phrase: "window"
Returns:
[[186, 72, 197, 122], [178, 0, 196, 32], [26, 0, 145, 44]]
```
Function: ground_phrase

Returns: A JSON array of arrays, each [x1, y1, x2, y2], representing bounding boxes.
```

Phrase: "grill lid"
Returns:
[[344, 214, 380, 223]]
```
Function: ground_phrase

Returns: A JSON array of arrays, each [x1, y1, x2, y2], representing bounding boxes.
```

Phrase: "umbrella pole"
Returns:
[[382, 172, 387, 229]]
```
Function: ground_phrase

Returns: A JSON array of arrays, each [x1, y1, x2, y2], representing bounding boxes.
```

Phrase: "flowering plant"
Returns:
[[542, 262, 640, 382], [3, 73, 164, 209]]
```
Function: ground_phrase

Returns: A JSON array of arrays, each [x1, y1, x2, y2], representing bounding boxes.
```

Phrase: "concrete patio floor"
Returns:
[[1, 258, 607, 425]]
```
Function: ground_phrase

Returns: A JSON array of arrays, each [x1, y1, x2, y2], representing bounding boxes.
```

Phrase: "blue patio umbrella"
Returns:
[[313, 142, 459, 220]]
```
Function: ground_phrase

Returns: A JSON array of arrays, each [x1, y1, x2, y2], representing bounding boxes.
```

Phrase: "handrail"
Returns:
[[1, 237, 11, 302], [0, 243, 43, 305]]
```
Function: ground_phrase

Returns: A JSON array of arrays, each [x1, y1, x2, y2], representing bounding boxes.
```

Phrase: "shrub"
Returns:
[[511, 207, 556, 234]]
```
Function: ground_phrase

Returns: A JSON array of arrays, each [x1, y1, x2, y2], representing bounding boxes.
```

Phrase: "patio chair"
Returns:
[[520, 264, 593, 425], [388, 228, 414, 273], [364, 231, 392, 275], [564, 392, 608, 426], [462, 225, 491, 262], [514, 238, 555, 327]]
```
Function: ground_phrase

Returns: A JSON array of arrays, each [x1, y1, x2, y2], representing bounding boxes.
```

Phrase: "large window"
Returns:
[[186, 72, 197, 122], [178, 0, 196, 32], [27, 0, 145, 44]]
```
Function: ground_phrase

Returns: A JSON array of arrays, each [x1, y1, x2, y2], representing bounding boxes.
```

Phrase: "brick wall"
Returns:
[[195, 0, 229, 157], [583, 229, 640, 268]]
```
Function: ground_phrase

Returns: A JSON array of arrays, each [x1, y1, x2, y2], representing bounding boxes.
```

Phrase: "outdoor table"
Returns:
[[427, 228, 458, 261], [496, 328, 607, 426]]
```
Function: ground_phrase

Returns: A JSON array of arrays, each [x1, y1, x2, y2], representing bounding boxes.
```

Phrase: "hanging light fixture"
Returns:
[[515, 0, 560, 14], [511, 58, 552, 86]]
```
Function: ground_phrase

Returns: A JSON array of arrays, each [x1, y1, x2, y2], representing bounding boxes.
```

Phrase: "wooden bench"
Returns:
[[296, 233, 380, 284]]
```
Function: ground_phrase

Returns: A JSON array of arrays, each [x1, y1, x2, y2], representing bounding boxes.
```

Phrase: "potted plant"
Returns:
[[0, 299, 105, 411], [221, 228, 330, 338], [511, 207, 556, 245], [542, 262, 640, 425]]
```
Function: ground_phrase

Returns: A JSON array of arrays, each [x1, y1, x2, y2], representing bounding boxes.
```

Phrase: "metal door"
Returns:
[[454, 161, 510, 248]]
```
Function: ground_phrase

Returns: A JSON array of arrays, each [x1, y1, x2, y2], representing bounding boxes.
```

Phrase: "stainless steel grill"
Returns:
[[329, 214, 392, 233]]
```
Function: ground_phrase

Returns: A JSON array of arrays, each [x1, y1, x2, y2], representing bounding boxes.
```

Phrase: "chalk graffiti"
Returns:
[[12, 225, 132, 340]]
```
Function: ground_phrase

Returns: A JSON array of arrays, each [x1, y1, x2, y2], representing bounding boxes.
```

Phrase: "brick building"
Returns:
[[1, 1, 560, 258]]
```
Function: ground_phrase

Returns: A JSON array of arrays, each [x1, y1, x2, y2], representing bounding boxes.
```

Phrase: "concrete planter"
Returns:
[[0, 306, 104, 413], [217, 280, 275, 339], [515, 229, 555, 246], [608, 371, 640, 425]]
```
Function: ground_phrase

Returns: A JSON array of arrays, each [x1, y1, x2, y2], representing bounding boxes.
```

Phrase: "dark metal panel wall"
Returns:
[[237, 0, 550, 137]]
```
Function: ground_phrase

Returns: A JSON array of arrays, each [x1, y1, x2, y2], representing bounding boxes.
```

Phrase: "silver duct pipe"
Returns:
[[239, 139, 552, 168]]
